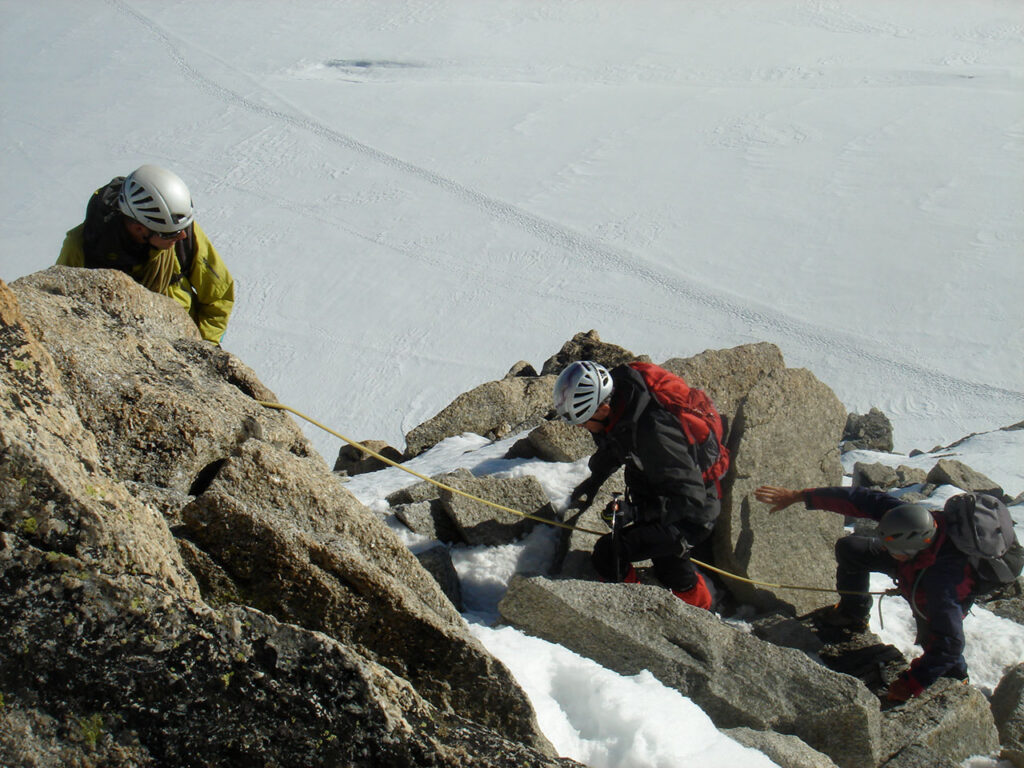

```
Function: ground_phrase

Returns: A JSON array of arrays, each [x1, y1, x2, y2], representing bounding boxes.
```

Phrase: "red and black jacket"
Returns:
[[587, 365, 717, 530]]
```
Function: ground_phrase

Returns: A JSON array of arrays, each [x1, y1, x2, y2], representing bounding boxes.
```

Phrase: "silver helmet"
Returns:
[[118, 165, 195, 233], [553, 361, 613, 425], [877, 503, 937, 556]]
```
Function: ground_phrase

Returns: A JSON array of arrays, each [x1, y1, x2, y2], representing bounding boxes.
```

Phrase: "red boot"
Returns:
[[597, 565, 640, 584], [672, 573, 712, 610]]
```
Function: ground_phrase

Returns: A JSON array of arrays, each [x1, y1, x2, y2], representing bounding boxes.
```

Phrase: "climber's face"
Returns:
[[582, 402, 612, 434]]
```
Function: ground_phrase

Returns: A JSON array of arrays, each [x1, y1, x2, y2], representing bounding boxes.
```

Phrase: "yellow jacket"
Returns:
[[58, 221, 234, 344]]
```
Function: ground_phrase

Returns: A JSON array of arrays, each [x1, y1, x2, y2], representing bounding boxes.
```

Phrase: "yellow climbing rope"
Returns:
[[258, 401, 606, 535], [258, 400, 888, 597]]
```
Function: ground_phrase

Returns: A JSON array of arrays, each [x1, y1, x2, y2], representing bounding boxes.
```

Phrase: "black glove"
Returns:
[[600, 495, 635, 530], [570, 476, 602, 510]]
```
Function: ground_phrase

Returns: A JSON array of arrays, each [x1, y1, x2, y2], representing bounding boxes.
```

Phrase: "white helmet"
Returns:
[[553, 361, 614, 425], [118, 164, 195, 233]]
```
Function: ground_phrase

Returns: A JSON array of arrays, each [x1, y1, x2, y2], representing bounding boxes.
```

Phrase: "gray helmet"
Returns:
[[553, 361, 613, 425], [118, 164, 195, 233], [877, 503, 937, 556]]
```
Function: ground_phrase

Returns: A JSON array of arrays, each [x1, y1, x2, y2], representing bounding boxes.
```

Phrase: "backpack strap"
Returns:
[[82, 177, 149, 271]]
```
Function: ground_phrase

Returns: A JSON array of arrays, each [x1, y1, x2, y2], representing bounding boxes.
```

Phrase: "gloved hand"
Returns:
[[600, 495, 635, 530], [570, 476, 602, 510]]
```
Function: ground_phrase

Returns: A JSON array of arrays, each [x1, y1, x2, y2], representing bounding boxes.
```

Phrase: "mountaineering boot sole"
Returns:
[[940, 667, 970, 684], [812, 603, 870, 633]]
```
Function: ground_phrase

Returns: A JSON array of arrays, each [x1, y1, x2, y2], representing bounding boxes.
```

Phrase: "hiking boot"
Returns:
[[814, 604, 869, 632], [941, 667, 970, 684], [671, 573, 712, 610]]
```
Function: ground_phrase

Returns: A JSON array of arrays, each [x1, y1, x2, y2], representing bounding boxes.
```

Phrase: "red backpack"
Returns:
[[629, 362, 730, 492]]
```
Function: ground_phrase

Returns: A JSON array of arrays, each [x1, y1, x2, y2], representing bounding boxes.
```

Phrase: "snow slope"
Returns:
[[3, 0, 1022, 463]]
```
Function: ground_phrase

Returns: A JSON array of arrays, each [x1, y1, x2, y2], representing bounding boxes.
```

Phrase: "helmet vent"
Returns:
[[553, 361, 614, 425], [117, 165, 195, 232]]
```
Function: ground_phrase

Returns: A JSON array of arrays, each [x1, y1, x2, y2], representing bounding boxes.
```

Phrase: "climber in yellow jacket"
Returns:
[[58, 165, 234, 344]]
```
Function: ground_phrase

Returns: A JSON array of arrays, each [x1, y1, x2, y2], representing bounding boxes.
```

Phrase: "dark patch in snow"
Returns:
[[326, 59, 418, 70]]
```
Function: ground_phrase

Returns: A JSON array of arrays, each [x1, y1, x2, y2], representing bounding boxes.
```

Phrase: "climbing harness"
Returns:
[[257, 400, 888, 599]]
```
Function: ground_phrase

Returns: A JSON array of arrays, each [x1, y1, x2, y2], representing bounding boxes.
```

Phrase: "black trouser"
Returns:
[[836, 534, 969, 679], [834, 534, 895, 617], [592, 520, 713, 592]]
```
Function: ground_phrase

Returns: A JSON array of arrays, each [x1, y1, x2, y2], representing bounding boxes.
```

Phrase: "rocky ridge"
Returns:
[[1, 268, 575, 768], [2, 269, 1022, 768]]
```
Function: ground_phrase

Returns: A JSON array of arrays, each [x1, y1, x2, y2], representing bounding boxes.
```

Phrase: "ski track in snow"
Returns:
[[115, 0, 1022, 422]]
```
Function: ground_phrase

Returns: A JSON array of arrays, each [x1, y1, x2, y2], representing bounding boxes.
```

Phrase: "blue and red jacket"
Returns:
[[804, 487, 976, 694]]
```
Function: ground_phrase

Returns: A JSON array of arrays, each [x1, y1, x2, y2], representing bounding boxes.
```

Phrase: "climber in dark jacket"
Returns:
[[554, 361, 720, 609], [755, 484, 975, 701]]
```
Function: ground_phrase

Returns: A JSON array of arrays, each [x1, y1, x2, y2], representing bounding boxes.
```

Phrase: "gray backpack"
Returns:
[[941, 493, 1024, 592]]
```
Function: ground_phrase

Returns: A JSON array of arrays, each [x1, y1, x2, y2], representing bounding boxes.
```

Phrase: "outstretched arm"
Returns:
[[754, 485, 805, 514], [758, 485, 902, 520]]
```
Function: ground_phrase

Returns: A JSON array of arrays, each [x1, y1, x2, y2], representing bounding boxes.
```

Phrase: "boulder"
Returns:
[[879, 744, 961, 768], [10, 267, 312, 493], [879, 678, 999, 766], [991, 663, 1024, 768], [842, 408, 894, 453], [505, 420, 595, 463], [753, 614, 908, 695], [506, 360, 538, 378], [978, 577, 1024, 625], [334, 439, 403, 476], [393, 499, 464, 543], [180, 439, 547, 746], [416, 544, 464, 611], [0, 557, 572, 768], [853, 462, 899, 490], [499, 575, 883, 768], [0, 275, 198, 599], [439, 473, 557, 546], [539, 329, 643, 375], [895, 465, 928, 488], [403, 375, 558, 457], [0, 703, 149, 768], [925, 459, 1003, 497], [713, 366, 847, 614], [404, 330, 645, 459], [660, 344, 847, 614], [750, 614, 826, 657], [816, 633, 907, 693], [176, 536, 245, 608], [724, 727, 839, 768], [1, 272, 567, 763], [385, 468, 474, 506], [660, 341, 786, 423]]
